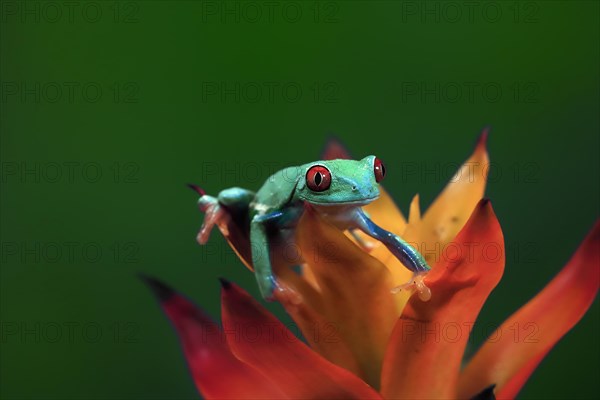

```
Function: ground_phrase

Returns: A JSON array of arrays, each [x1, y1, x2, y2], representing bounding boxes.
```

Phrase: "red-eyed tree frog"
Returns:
[[191, 156, 431, 301]]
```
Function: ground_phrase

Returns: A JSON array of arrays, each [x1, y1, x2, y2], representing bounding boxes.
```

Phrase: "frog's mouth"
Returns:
[[305, 195, 379, 207]]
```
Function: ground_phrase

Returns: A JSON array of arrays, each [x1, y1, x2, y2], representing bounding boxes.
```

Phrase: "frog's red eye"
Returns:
[[306, 165, 331, 192], [374, 157, 386, 183]]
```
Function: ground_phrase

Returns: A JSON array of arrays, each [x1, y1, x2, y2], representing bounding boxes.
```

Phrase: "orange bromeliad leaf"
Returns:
[[380, 199, 505, 399], [458, 220, 600, 399], [220, 280, 383, 399], [140, 276, 285, 399], [284, 207, 399, 388]]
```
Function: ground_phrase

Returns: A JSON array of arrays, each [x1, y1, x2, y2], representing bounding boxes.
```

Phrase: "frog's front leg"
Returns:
[[250, 213, 278, 299], [250, 209, 301, 301], [351, 208, 432, 301]]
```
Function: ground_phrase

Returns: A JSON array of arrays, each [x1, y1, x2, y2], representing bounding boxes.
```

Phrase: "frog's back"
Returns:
[[252, 165, 303, 214]]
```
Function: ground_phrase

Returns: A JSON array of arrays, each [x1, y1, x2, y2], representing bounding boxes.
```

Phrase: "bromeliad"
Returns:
[[142, 129, 599, 399]]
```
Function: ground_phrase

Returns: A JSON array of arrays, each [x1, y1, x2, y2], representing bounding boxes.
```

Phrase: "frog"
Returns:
[[190, 155, 431, 301]]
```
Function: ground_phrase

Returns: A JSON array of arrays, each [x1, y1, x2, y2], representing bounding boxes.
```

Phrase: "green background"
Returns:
[[1, 1, 598, 399]]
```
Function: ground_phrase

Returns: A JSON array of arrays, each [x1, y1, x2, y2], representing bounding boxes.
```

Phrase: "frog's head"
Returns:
[[296, 155, 385, 206]]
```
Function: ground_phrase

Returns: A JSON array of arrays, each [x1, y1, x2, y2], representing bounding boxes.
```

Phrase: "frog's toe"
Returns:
[[391, 272, 431, 302], [272, 280, 302, 305], [258, 275, 277, 301], [260, 275, 302, 304], [197, 194, 217, 212], [197, 201, 229, 244], [362, 241, 378, 253]]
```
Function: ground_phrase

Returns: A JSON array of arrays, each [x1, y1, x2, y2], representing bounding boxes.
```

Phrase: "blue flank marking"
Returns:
[[254, 210, 285, 223]]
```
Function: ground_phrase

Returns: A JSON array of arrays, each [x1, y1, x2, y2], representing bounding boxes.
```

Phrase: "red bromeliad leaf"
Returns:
[[458, 220, 600, 399], [220, 280, 383, 400], [140, 276, 285, 399], [380, 199, 505, 399]]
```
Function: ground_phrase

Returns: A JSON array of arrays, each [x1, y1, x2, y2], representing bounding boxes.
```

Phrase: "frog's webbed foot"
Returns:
[[196, 195, 230, 244], [391, 272, 431, 302]]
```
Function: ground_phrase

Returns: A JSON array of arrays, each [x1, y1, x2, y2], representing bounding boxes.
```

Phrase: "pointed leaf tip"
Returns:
[[187, 183, 206, 196], [138, 274, 175, 302], [321, 136, 352, 160], [416, 132, 491, 265], [588, 218, 600, 242], [153, 281, 287, 399], [408, 194, 421, 224], [476, 127, 490, 150], [471, 385, 496, 400], [218, 277, 232, 289]]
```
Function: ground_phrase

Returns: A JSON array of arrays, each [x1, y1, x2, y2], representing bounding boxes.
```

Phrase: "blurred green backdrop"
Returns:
[[1, 1, 598, 399]]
